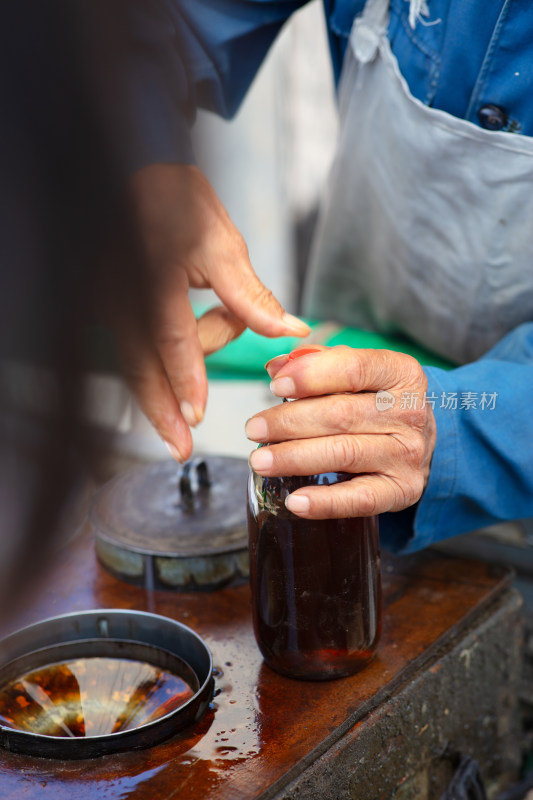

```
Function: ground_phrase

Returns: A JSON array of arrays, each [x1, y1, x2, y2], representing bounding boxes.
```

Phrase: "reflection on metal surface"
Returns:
[[0, 655, 196, 737], [0, 610, 214, 758]]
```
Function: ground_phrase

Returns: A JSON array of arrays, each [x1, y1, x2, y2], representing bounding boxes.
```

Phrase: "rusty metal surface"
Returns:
[[90, 457, 250, 590], [276, 588, 523, 800], [0, 529, 514, 800]]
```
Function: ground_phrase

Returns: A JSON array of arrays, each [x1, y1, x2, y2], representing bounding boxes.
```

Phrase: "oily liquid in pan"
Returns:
[[0, 655, 197, 737], [248, 470, 381, 680]]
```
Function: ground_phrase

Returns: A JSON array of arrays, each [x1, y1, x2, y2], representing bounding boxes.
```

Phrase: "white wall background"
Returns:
[[190, 0, 338, 313]]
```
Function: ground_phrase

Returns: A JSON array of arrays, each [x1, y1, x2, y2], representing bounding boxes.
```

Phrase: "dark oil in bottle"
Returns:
[[248, 470, 381, 680], [0, 655, 197, 737]]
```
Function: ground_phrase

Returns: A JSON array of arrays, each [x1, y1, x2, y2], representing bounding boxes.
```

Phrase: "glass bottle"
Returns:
[[247, 469, 381, 680]]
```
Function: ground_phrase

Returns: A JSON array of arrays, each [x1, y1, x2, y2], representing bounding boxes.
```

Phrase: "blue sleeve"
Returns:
[[108, 2, 196, 175], [380, 323, 533, 554], [115, 0, 310, 174]]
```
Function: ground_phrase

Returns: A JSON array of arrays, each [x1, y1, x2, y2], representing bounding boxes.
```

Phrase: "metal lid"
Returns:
[[90, 456, 250, 591]]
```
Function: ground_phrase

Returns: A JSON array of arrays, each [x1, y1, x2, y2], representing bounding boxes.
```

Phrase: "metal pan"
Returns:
[[0, 609, 213, 758]]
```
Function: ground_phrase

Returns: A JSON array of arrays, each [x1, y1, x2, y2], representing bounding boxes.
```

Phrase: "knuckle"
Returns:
[[237, 280, 282, 330], [390, 471, 424, 509], [327, 395, 356, 433], [346, 356, 365, 389], [336, 491, 360, 519], [277, 406, 300, 439], [356, 486, 379, 516], [327, 435, 360, 471], [333, 345, 352, 356], [233, 233, 250, 261], [413, 405, 428, 428], [401, 473, 425, 508], [398, 402, 428, 431], [395, 433, 426, 467], [402, 354, 428, 390], [155, 328, 184, 351], [399, 352, 421, 375], [411, 472, 426, 503], [154, 316, 193, 352], [253, 283, 276, 308]]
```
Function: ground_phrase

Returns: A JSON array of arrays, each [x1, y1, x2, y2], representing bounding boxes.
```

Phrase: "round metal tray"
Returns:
[[0, 609, 213, 758]]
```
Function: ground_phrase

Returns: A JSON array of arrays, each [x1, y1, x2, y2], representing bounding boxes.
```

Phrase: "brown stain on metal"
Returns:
[[0, 528, 512, 800]]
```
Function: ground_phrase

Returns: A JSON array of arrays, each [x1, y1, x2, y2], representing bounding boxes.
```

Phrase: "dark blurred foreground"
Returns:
[[0, 3, 153, 613]]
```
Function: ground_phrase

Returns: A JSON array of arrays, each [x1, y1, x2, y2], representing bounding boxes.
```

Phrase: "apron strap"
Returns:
[[350, 0, 389, 64], [350, 0, 432, 63]]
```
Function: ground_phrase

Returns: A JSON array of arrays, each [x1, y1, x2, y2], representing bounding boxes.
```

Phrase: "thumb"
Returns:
[[197, 305, 246, 355]]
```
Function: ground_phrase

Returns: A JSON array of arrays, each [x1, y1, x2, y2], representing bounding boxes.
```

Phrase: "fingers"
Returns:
[[265, 345, 326, 378], [152, 301, 246, 442], [118, 327, 193, 462], [267, 345, 426, 397], [126, 163, 310, 457], [211, 262, 311, 340], [245, 392, 393, 443], [197, 305, 246, 356], [265, 354, 290, 377], [152, 271, 208, 427], [247, 344, 436, 518], [252, 344, 431, 442], [249, 433, 425, 484], [284, 474, 422, 518], [132, 164, 310, 340], [181, 167, 310, 340]]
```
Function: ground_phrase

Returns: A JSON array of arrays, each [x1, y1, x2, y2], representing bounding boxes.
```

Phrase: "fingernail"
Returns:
[[245, 416, 268, 441], [270, 376, 296, 398], [265, 354, 289, 378], [180, 401, 199, 427], [249, 447, 273, 472], [285, 494, 310, 514], [165, 441, 185, 463], [288, 346, 322, 360], [282, 313, 311, 335]]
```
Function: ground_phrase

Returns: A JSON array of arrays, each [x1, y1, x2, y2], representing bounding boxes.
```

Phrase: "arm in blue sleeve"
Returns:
[[107, 0, 310, 175], [76, 1, 198, 177], [171, 1, 311, 117], [380, 322, 533, 554]]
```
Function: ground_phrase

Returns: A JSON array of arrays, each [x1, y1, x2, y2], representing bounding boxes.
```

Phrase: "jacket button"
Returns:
[[477, 104, 508, 131]]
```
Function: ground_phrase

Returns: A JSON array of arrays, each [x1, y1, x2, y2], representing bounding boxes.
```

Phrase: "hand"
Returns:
[[113, 164, 309, 462], [245, 345, 436, 518]]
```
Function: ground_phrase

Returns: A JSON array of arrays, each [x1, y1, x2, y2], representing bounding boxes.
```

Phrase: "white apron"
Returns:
[[302, 0, 533, 365]]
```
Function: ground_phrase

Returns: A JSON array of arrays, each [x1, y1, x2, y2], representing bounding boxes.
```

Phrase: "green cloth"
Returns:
[[203, 316, 455, 380]]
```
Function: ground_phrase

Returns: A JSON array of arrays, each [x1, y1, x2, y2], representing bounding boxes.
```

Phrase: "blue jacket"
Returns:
[[126, 0, 533, 553], [127, 0, 533, 171]]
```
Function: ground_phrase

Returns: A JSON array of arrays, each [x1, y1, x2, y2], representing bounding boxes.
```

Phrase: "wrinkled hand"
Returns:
[[114, 164, 309, 461], [245, 345, 436, 518]]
